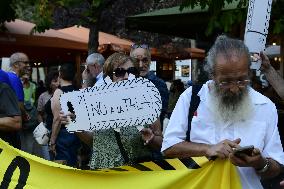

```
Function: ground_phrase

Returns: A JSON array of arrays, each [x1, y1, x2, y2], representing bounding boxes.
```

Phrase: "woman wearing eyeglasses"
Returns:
[[60, 53, 163, 169]]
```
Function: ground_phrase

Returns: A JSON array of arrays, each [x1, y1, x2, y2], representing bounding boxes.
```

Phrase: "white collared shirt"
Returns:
[[162, 80, 284, 189], [95, 72, 104, 86]]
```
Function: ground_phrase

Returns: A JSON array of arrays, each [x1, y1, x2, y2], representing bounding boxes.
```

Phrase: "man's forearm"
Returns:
[[163, 141, 210, 158], [264, 66, 284, 100], [0, 116, 22, 131]]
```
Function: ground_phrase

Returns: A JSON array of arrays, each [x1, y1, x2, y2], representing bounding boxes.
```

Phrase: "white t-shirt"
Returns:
[[162, 81, 284, 189]]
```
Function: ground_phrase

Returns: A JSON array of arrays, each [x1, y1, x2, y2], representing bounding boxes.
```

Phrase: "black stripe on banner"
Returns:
[[109, 168, 129, 172], [179, 158, 201, 169], [130, 163, 153, 171], [153, 159, 176, 170]]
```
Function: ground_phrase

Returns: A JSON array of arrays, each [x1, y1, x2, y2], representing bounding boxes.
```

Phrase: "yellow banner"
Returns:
[[0, 139, 241, 189]]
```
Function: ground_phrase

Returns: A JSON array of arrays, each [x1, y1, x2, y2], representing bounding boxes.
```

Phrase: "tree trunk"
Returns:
[[88, 22, 100, 55]]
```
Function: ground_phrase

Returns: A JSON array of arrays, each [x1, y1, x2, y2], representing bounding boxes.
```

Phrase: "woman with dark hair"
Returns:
[[37, 71, 59, 123], [36, 71, 59, 160], [47, 64, 81, 166], [61, 53, 163, 169]]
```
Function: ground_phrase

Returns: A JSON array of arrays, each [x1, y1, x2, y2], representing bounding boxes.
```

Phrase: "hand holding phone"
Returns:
[[233, 145, 254, 157]]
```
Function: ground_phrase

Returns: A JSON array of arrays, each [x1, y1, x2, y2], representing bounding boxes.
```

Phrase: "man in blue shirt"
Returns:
[[0, 69, 12, 87], [7, 52, 30, 122]]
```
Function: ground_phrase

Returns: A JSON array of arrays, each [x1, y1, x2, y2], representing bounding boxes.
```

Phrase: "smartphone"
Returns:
[[233, 145, 254, 157]]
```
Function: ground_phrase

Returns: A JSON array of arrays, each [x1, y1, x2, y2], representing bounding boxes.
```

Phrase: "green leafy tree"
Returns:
[[180, 0, 284, 36]]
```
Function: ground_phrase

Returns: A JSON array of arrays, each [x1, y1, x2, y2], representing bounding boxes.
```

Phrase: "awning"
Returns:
[[0, 19, 88, 64], [126, 1, 243, 40], [57, 26, 133, 53]]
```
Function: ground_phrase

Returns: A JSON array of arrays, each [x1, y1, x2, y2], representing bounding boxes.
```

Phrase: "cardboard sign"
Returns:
[[60, 77, 162, 133], [244, 0, 273, 69]]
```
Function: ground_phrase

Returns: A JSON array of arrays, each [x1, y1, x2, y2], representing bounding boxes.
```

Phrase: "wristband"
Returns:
[[256, 158, 270, 174]]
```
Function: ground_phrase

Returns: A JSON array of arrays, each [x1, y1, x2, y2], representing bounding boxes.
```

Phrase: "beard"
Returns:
[[209, 83, 254, 123]]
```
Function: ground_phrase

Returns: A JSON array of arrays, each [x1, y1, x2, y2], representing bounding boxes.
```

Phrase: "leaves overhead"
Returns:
[[180, 0, 284, 35]]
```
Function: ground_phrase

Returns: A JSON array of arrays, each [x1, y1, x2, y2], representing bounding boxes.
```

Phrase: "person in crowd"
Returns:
[[37, 71, 59, 160], [60, 53, 163, 169], [48, 64, 80, 166], [260, 52, 284, 100], [130, 44, 169, 129], [20, 72, 43, 157], [256, 51, 284, 189], [0, 69, 12, 87], [36, 80, 46, 101], [22, 72, 36, 107], [167, 79, 185, 118], [162, 35, 284, 189], [38, 71, 59, 123], [8, 52, 30, 117], [82, 53, 105, 88], [0, 82, 22, 148]]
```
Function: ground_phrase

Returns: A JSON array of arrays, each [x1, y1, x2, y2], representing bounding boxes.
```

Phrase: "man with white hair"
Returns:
[[82, 53, 105, 88], [162, 35, 284, 189]]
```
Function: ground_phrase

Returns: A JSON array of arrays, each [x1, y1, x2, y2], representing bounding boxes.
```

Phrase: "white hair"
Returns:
[[9, 52, 28, 67], [205, 35, 251, 78], [208, 85, 254, 124], [86, 53, 105, 66]]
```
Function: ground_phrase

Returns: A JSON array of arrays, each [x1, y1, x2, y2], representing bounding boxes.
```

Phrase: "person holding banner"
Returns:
[[162, 35, 284, 189], [0, 82, 22, 148], [60, 53, 163, 169]]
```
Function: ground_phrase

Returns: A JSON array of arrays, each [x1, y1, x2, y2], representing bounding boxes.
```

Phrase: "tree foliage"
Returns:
[[0, 0, 16, 24], [0, 0, 115, 54], [180, 0, 284, 36]]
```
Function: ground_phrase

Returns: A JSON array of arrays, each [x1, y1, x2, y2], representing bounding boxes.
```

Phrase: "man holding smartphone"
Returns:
[[162, 35, 284, 189]]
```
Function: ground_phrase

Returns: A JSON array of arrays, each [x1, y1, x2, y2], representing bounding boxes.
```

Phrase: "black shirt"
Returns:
[[0, 82, 21, 148], [45, 85, 77, 130]]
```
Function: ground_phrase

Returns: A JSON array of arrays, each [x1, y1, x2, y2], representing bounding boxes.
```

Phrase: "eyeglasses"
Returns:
[[218, 79, 250, 89], [136, 57, 149, 64], [131, 44, 149, 49], [113, 67, 139, 78]]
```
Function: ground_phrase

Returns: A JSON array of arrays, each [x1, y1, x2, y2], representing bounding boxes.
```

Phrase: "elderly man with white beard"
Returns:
[[161, 35, 284, 189]]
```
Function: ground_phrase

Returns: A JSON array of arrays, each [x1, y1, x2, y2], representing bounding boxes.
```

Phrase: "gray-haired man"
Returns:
[[162, 35, 284, 189], [82, 53, 105, 88]]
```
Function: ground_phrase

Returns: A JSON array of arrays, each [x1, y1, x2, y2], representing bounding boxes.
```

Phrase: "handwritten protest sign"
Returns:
[[244, 0, 272, 69], [60, 77, 162, 133]]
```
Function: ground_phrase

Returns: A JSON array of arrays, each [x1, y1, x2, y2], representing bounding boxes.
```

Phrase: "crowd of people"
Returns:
[[1, 35, 284, 188]]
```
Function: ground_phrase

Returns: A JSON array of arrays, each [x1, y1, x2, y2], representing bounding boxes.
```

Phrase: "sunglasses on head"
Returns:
[[131, 44, 149, 49], [113, 67, 139, 78]]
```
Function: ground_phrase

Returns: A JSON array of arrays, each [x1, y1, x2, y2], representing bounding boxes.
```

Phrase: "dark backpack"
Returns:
[[186, 84, 202, 141]]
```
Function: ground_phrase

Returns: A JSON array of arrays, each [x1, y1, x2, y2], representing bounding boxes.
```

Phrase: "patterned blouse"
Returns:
[[89, 126, 152, 169]]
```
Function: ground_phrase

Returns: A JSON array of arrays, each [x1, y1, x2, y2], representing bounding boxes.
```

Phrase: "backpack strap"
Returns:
[[186, 84, 202, 141]]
